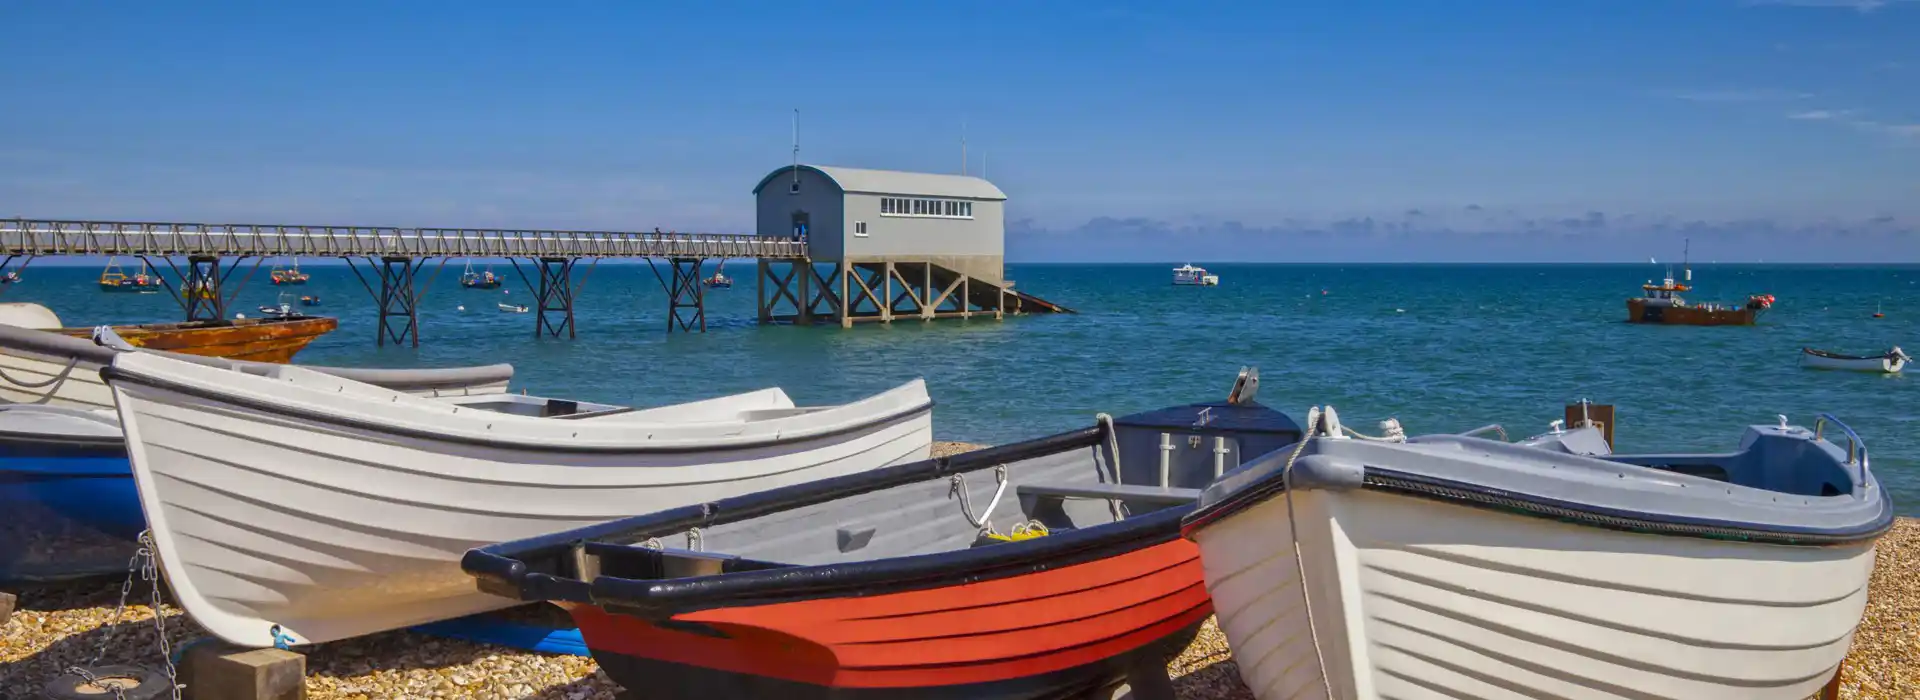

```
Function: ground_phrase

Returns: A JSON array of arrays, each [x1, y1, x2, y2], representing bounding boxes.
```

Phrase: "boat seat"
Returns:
[[1016, 483, 1202, 525]]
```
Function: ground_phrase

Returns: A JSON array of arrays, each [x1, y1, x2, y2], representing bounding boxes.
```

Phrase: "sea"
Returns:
[[13, 261, 1920, 515]]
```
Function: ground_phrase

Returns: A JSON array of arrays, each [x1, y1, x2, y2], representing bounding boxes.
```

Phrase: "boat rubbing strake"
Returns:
[[1181, 405, 1889, 700]]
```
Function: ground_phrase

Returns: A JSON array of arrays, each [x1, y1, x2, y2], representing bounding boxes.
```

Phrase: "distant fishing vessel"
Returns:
[[1802, 347, 1908, 373], [1627, 240, 1772, 326], [98, 257, 162, 293], [499, 302, 529, 313], [1, 272, 21, 284], [300, 295, 321, 306], [1173, 263, 1218, 286], [704, 260, 733, 288], [270, 258, 310, 285], [462, 261, 503, 289]]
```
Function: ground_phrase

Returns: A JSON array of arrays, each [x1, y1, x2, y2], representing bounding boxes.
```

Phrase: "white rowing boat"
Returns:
[[1800, 346, 1908, 373], [1183, 408, 1888, 700], [103, 351, 933, 647]]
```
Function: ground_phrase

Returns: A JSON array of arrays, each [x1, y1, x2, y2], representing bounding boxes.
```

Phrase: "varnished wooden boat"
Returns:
[[54, 315, 336, 363]]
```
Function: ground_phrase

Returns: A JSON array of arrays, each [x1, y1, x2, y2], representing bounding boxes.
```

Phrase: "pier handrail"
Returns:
[[0, 219, 809, 260]]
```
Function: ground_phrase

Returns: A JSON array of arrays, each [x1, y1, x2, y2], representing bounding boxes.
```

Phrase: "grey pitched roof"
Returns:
[[753, 165, 1007, 200]]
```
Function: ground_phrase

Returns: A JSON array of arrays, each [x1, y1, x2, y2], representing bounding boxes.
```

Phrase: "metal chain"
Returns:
[[141, 531, 182, 700], [57, 531, 181, 700]]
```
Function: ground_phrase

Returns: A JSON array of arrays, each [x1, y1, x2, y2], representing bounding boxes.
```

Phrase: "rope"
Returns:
[[0, 355, 80, 391], [1280, 407, 1337, 698], [1094, 413, 1128, 521], [952, 465, 1010, 533], [980, 520, 1050, 543]]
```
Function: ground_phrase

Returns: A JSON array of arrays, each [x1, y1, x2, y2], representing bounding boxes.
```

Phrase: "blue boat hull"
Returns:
[[0, 433, 143, 583]]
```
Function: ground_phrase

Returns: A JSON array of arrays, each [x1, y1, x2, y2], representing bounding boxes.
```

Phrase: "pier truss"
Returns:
[[755, 260, 1073, 327], [0, 219, 805, 343]]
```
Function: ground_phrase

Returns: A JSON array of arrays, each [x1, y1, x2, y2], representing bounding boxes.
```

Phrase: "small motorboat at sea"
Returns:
[[300, 295, 320, 306], [103, 349, 936, 647], [464, 369, 1304, 699], [1173, 263, 1218, 286], [1802, 346, 1909, 373], [0, 320, 516, 583], [499, 302, 529, 313], [0, 271, 20, 284], [1182, 403, 1890, 700]]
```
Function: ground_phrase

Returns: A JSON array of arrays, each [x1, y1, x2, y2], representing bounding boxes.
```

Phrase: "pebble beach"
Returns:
[[3, 442, 1915, 699]]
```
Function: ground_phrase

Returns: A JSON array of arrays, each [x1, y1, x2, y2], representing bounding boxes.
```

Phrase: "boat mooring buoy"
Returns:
[[234, 313, 246, 319], [458, 305, 466, 312]]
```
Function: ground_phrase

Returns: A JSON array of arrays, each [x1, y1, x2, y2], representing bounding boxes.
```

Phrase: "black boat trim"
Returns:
[[1182, 462, 1894, 546], [1801, 348, 1897, 361], [97, 365, 933, 455]]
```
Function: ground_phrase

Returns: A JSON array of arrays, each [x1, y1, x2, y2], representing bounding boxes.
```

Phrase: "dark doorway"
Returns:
[[790, 211, 810, 242]]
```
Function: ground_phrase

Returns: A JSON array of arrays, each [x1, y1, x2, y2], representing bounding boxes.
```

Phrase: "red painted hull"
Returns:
[[571, 538, 1211, 698], [1626, 299, 1759, 326]]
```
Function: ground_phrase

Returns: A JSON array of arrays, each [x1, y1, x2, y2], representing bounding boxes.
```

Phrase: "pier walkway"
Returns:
[[0, 218, 1065, 344]]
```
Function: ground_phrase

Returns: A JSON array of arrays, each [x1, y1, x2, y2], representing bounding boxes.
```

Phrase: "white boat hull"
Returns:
[[106, 354, 933, 647], [1800, 352, 1905, 373], [1194, 489, 1873, 700]]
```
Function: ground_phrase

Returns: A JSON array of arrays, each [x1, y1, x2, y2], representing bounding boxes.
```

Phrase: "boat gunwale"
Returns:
[[1802, 347, 1900, 362], [464, 426, 1197, 616], [1181, 453, 1895, 547], [98, 361, 934, 454]]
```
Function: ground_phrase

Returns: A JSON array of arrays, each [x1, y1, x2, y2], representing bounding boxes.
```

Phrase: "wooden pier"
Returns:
[[0, 214, 1071, 343], [0, 218, 808, 345]]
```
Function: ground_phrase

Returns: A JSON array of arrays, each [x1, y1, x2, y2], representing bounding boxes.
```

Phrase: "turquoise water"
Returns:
[[10, 262, 1919, 514]]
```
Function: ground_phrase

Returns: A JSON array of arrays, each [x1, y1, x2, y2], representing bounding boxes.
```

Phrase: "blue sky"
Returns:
[[2, 1, 1917, 262]]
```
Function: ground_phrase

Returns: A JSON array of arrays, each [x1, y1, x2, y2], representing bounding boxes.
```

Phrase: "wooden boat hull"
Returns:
[[103, 352, 934, 647], [55, 315, 337, 363], [570, 538, 1211, 699], [1626, 299, 1757, 326]]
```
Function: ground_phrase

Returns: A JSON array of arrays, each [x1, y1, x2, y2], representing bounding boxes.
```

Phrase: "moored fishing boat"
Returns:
[[462, 261, 503, 289], [1173, 263, 1218, 286], [463, 369, 1303, 699], [1801, 346, 1908, 373], [269, 258, 310, 285], [103, 350, 936, 647], [1181, 405, 1890, 700], [1626, 239, 1773, 326], [98, 257, 163, 293], [0, 321, 519, 583]]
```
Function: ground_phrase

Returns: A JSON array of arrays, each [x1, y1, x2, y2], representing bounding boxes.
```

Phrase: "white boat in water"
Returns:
[[1801, 346, 1908, 373], [499, 302, 529, 313], [1173, 264, 1219, 286], [102, 351, 934, 647], [1182, 407, 1889, 700]]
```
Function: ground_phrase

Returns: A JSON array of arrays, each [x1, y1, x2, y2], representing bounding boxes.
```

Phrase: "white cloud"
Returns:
[[1670, 88, 1813, 102], [1746, 0, 1915, 12], [1785, 109, 1920, 142]]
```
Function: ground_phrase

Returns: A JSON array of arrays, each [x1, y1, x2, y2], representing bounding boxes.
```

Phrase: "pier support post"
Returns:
[[797, 261, 814, 325], [648, 257, 706, 333], [183, 255, 226, 322], [344, 256, 424, 347], [532, 257, 579, 339]]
